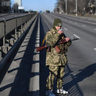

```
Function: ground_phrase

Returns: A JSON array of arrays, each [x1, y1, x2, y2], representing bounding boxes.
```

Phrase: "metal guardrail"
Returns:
[[0, 13, 38, 73], [0, 13, 35, 40], [0, 13, 37, 61]]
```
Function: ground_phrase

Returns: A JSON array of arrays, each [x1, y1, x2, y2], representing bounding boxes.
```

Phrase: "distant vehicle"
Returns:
[[46, 10, 50, 13]]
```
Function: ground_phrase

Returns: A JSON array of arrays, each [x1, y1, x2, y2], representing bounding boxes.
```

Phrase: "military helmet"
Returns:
[[53, 18, 62, 27]]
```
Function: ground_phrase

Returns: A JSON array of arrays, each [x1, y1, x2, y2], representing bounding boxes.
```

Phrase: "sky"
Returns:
[[11, 0, 57, 12]]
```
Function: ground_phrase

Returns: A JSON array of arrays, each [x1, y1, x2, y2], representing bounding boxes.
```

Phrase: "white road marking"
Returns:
[[94, 48, 96, 51], [64, 28, 68, 30], [73, 34, 80, 39], [82, 25, 86, 27]]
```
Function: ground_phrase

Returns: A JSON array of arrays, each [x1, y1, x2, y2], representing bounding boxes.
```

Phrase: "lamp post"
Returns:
[[76, 0, 77, 16], [88, 2, 91, 12]]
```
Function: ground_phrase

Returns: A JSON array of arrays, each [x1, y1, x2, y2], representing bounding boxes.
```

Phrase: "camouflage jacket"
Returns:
[[46, 28, 71, 66]]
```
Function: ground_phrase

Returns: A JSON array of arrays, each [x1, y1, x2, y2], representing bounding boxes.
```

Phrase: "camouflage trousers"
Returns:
[[46, 66, 65, 90]]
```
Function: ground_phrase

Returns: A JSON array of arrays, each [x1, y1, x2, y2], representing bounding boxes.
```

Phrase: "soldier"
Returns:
[[45, 18, 72, 96]]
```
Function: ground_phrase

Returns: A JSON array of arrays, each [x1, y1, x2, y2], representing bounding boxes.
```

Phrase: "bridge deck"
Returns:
[[0, 16, 40, 96]]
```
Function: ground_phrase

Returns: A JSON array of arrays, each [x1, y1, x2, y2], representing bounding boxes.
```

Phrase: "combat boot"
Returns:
[[45, 89, 55, 96]]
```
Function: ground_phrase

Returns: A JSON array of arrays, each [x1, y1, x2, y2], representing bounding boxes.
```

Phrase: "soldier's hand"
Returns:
[[65, 37, 70, 42], [58, 29, 63, 34]]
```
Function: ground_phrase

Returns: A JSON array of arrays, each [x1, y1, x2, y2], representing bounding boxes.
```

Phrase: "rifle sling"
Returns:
[[41, 36, 46, 46]]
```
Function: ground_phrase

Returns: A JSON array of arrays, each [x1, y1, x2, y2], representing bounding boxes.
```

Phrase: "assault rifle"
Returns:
[[36, 34, 80, 52]]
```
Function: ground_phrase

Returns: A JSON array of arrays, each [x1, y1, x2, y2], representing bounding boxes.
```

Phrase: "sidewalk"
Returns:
[[68, 14, 96, 22]]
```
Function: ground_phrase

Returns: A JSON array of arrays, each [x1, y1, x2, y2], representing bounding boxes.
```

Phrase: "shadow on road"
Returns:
[[0, 17, 39, 96], [0, 14, 96, 96], [62, 63, 96, 96]]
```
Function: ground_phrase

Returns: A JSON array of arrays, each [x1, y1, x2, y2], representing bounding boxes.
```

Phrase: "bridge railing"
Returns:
[[0, 13, 37, 61], [0, 13, 35, 40]]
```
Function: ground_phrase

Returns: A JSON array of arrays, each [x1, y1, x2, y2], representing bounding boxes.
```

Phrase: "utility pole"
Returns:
[[76, 0, 77, 16], [65, 0, 67, 15]]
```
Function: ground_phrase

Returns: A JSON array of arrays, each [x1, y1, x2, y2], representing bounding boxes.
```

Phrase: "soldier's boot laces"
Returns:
[[57, 87, 68, 94], [45, 90, 55, 96]]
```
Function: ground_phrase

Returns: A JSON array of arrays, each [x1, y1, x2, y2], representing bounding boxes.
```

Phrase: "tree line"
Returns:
[[0, 0, 95, 14], [54, 0, 94, 15], [0, 0, 11, 13]]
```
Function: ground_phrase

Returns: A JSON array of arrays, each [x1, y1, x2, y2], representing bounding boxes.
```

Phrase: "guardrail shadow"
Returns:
[[61, 63, 96, 96], [39, 15, 49, 96], [9, 19, 39, 96], [0, 17, 39, 96]]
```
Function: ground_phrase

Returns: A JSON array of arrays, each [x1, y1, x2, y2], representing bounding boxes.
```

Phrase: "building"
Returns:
[[15, 0, 24, 12], [15, 0, 22, 6], [1, 0, 11, 7], [0, 0, 11, 13]]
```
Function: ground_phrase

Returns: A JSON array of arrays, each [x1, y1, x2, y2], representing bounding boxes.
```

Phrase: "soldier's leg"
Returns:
[[57, 66, 65, 89], [46, 66, 58, 90], [46, 71, 54, 90], [56, 66, 68, 94]]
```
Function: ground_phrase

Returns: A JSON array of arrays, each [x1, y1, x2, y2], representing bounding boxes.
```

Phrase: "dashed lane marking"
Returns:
[[73, 34, 80, 39], [94, 48, 96, 51], [82, 25, 86, 27], [64, 28, 68, 31]]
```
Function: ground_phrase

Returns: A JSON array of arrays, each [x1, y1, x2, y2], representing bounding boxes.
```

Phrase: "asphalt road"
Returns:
[[40, 13, 96, 96], [0, 13, 96, 96]]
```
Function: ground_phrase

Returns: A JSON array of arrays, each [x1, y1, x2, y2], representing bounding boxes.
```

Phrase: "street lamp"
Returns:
[[76, 0, 77, 16]]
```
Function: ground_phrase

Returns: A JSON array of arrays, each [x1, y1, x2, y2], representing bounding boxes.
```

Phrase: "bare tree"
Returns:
[[55, 0, 90, 14], [67, 0, 75, 13], [56, 0, 65, 13], [12, 3, 18, 13], [0, 0, 11, 13], [77, 0, 90, 14]]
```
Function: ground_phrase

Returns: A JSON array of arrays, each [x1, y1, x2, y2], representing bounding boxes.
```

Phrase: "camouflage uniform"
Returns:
[[45, 18, 71, 90]]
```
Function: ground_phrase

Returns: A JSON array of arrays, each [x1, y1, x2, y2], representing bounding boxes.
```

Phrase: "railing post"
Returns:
[[2, 18, 8, 57], [21, 16, 23, 34], [15, 16, 18, 40], [15, 16, 17, 34], [10, 38, 14, 46], [3, 18, 6, 46]]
